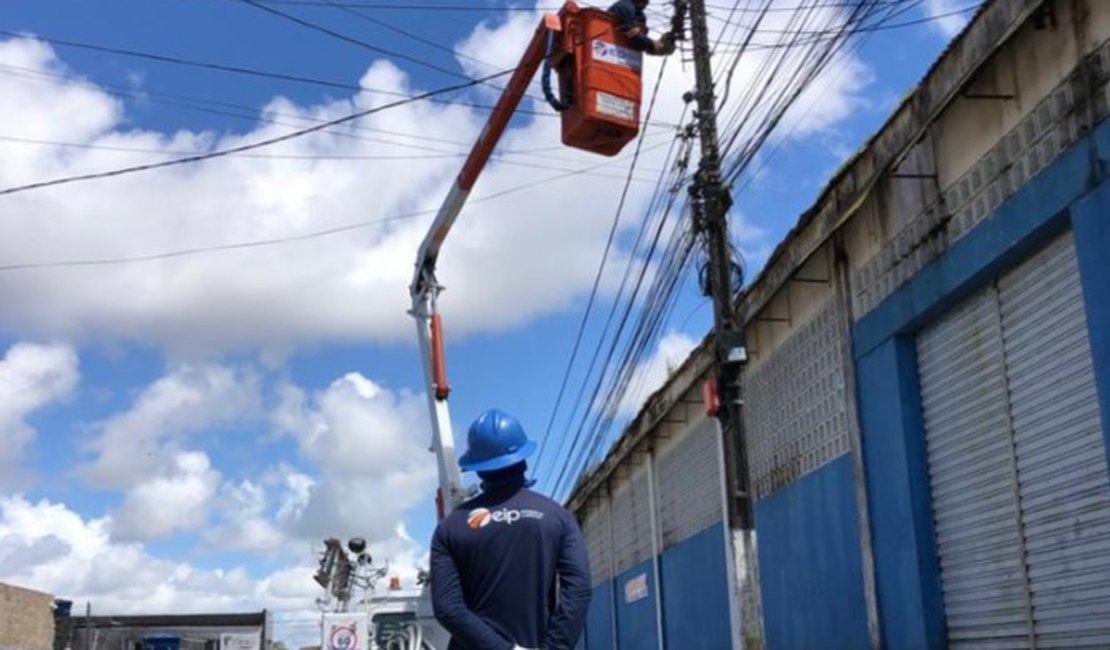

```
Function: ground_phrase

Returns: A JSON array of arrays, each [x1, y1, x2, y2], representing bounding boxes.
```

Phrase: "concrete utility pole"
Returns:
[[685, 0, 751, 529]]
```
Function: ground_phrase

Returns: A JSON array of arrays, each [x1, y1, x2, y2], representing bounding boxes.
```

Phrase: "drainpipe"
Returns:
[[645, 451, 666, 650]]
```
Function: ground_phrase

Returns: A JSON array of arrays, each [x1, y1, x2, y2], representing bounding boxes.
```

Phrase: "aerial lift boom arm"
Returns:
[[409, 1, 645, 518], [410, 12, 564, 515]]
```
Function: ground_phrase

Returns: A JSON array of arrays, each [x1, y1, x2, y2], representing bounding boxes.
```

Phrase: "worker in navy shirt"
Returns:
[[430, 409, 591, 650], [609, 0, 676, 55]]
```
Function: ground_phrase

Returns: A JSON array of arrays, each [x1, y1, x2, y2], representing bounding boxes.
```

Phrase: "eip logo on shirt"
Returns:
[[467, 507, 545, 530]]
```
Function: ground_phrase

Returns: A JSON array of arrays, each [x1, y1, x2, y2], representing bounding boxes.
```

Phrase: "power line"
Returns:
[[0, 140, 673, 272], [0, 61, 636, 162], [225, 0, 588, 110], [540, 123, 695, 493], [711, 1, 979, 48], [549, 0, 938, 496], [0, 134, 666, 181], [230, 0, 473, 80], [0, 30, 678, 128], [532, 56, 675, 482], [231, 0, 889, 11], [0, 30, 526, 120], [303, 0, 502, 71], [0, 69, 511, 198]]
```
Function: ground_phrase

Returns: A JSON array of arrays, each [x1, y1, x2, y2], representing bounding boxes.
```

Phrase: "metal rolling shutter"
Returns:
[[918, 231, 1110, 649], [999, 233, 1110, 648], [918, 288, 1031, 648]]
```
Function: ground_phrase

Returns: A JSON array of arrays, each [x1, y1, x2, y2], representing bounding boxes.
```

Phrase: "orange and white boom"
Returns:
[[409, 2, 644, 515], [409, 11, 564, 516]]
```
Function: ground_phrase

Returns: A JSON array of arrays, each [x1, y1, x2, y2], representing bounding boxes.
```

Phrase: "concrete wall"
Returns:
[[0, 583, 55, 650], [741, 1, 1110, 647], [569, 382, 743, 650], [568, 1, 1110, 648]]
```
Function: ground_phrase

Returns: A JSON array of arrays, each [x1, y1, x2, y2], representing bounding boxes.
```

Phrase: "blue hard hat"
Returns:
[[458, 409, 536, 472]]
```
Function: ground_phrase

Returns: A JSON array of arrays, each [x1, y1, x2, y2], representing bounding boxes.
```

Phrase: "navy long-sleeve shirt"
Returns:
[[608, 0, 655, 53], [430, 487, 591, 650]]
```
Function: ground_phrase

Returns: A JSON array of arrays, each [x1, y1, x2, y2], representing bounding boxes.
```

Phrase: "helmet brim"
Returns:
[[458, 439, 537, 473]]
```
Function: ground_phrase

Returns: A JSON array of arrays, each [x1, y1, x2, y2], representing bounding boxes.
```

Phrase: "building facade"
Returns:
[[0, 583, 55, 650], [566, 0, 1110, 647], [67, 613, 269, 650]]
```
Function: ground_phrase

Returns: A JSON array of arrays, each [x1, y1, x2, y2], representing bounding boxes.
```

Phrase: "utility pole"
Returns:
[[685, 0, 751, 529], [684, 2, 763, 644]]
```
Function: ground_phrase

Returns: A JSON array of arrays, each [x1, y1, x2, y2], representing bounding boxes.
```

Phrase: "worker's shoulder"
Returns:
[[514, 489, 580, 528], [515, 488, 567, 511]]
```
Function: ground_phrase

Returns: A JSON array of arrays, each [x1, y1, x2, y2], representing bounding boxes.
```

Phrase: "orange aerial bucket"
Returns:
[[549, 3, 643, 157]]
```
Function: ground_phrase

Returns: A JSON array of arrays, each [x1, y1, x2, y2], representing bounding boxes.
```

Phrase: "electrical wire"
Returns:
[[543, 136, 697, 492], [532, 56, 678, 481], [547, 0, 952, 496], [712, 2, 979, 49], [0, 30, 680, 129], [231, 0, 475, 80], [0, 134, 666, 182], [0, 69, 512, 197], [226, 0, 600, 110], [0, 61, 680, 167], [304, 0, 505, 71], [235, 0, 892, 12], [0, 139, 674, 272]]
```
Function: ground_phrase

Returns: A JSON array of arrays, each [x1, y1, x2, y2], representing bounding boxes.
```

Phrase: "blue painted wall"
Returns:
[[755, 455, 870, 650], [855, 339, 945, 650], [615, 560, 659, 650], [850, 110, 1110, 650], [584, 579, 614, 650], [660, 522, 731, 650], [1072, 181, 1110, 473]]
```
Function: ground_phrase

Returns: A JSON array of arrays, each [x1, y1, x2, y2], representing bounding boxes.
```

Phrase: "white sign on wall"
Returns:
[[220, 631, 260, 650], [624, 573, 649, 604], [322, 613, 369, 650]]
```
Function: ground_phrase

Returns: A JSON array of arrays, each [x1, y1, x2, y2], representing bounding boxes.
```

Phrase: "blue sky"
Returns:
[[0, 0, 972, 643]]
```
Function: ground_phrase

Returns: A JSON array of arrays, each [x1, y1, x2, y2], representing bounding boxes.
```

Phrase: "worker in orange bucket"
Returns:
[[609, 0, 677, 55]]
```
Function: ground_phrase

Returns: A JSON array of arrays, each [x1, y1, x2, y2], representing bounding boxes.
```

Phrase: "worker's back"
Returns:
[[432, 485, 584, 649]]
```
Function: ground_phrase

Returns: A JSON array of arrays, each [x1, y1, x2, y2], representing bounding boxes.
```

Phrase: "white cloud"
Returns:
[[206, 479, 286, 553], [0, 38, 121, 144], [924, 0, 974, 39], [780, 52, 875, 137], [0, 0, 871, 355], [616, 330, 698, 417], [455, 9, 544, 79], [81, 364, 260, 489], [0, 494, 320, 616], [0, 492, 427, 650], [0, 1, 887, 622], [0, 342, 78, 485], [273, 373, 438, 543], [110, 451, 221, 542]]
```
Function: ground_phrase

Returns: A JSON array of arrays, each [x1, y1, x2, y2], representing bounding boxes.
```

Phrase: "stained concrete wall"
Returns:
[[0, 583, 55, 650]]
